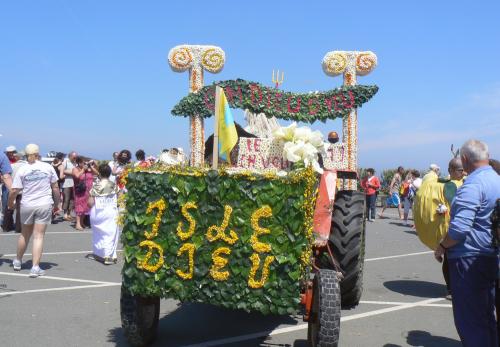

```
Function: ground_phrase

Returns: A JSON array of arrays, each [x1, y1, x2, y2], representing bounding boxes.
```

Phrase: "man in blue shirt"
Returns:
[[435, 139, 500, 347]]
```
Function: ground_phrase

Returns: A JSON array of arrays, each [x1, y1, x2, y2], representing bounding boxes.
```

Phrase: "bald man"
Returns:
[[443, 158, 465, 205]]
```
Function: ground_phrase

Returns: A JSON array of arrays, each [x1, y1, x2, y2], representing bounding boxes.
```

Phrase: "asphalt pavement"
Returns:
[[0, 208, 461, 347]]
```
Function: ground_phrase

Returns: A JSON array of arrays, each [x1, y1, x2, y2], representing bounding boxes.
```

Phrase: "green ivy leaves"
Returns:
[[121, 170, 313, 315], [171, 79, 379, 123]]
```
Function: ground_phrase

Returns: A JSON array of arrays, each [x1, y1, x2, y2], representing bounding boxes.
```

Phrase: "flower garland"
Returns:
[[171, 79, 378, 123], [175, 243, 195, 280], [177, 202, 197, 241], [250, 206, 273, 253], [137, 240, 164, 273], [206, 205, 239, 245], [210, 247, 231, 281], [144, 198, 167, 240], [248, 253, 275, 289]]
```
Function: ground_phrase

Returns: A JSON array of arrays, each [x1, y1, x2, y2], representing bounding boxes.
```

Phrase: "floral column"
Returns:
[[322, 51, 377, 190], [168, 45, 225, 167]]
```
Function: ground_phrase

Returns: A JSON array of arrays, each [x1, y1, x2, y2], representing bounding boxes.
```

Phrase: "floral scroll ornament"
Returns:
[[168, 45, 226, 167]]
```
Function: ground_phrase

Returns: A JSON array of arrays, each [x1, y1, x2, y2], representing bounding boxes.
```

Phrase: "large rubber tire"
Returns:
[[120, 286, 160, 347], [307, 269, 341, 347], [329, 190, 366, 308]]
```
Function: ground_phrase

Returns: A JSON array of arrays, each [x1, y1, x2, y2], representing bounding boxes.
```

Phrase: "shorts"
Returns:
[[403, 196, 412, 214], [20, 205, 52, 225], [386, 192, 401, 207]]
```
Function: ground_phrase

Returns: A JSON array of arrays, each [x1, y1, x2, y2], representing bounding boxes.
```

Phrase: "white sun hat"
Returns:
[[5, 145, 16, 152]]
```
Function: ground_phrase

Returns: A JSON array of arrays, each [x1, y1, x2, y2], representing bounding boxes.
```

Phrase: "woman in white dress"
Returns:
[[87, 163, 119, 265]]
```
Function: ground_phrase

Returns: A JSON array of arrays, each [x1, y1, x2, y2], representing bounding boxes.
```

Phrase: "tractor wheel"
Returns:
[[329, 190, 366, 308], [307, 269, 341, 347], [120, 286, 160, 347]]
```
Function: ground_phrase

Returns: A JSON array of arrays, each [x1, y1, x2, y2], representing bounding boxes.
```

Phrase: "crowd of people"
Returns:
[[1, 139, 499, 345], [361, 139, 500, 346], [0, 145, 187, 273]]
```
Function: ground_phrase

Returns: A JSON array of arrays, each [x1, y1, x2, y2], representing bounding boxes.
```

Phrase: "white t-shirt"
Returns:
[[12, 160, 58, 207], [62, 159, 75, 188]]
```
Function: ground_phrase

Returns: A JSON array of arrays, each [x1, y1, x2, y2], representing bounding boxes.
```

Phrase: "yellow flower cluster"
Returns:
[[144, 198, 167, 240], [210, 247, 231, 281], [250, 206, 273, 253], [206, 205, 238, 245], [177, 202, 197, 241], [175, 243, 195, 280], [137, 240, 164, 273], [116, 193, 127, 227], [299, 166, 318, 273], [248, 253, 275, 289]]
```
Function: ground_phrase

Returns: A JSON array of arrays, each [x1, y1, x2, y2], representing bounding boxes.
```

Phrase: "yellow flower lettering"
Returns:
[[248, 253, 275, 289], [176, 202, 197, 241], [144, 198, 167, 240], [210, 247, 231, 281], [175, 243, 195, 280], [206, 205, 238, 245], [137, 240, 164, 273], [250, 205, 273, 253]]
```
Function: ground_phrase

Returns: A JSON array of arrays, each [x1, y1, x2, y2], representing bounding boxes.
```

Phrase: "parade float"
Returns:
[[119, 45, 378, 347]]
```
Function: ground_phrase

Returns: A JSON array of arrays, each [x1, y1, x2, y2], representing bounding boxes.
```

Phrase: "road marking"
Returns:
[[365, 250, 433, 262], [0, 271, 120, 285], [181, 297, 446, 347], [1, 250, 122, 257], [0, 231, 91, 236], [0, 283, 120, 297], [360, 300, 452, 308], [341, 297, 444, 322]]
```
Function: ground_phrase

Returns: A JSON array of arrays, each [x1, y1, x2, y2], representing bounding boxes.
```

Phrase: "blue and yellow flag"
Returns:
[[216, 87, 238, 163]]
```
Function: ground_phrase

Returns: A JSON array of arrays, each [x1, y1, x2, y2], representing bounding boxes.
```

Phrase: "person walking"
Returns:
[[72, 157, 98, 230], [434, 139, 500, 346], [360, 168, 380, 222], [0, 151, 13, 228], [62, 151, 77, 221], [1, 146, 16, 226], [7, 144, 60, 277], [379, 166, 404, 219], [9, 153, 27, 233], [88, 163, 120, 265]]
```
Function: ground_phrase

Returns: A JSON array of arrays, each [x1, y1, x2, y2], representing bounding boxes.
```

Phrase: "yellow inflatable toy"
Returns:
[[413, 171, 448, 250]]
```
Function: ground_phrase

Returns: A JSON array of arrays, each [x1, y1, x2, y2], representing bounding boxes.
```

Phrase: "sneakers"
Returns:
[[29, 266, 45, 278], [103, 257, 114, 265], [12, 259, 22, 271]]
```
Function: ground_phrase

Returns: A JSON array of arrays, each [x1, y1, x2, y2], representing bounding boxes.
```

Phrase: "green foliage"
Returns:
[[171, 79, 379, 123], [121, 169, 316, 315]]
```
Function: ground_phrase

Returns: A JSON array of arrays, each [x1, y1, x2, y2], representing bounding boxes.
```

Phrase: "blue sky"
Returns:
[[1, 1, 499, 172]]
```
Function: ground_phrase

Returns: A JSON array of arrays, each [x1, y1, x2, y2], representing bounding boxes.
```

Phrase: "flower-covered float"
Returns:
[[120, 45, 378, 347]]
